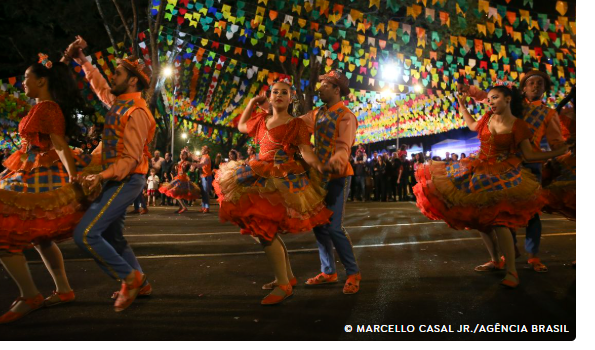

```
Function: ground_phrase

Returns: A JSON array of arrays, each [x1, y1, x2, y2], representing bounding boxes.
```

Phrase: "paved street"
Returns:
[[0, 201, 576, 340]]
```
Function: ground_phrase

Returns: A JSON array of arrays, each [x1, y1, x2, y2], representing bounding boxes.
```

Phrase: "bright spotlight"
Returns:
[[181, 133, 188, 139], [195, 150, 201, 156], [414, 84, 423, 93], [381, 89, 395, 99], [162, 66, 173, 77], [382, 64, 400, 82]]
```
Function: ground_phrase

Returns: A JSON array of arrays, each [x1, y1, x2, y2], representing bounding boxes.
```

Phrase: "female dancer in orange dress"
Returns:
[[214, 78, 332, 305], [0, 56, 91, 323], [159, 150, 201, 214], [414, 85, 569, 288]]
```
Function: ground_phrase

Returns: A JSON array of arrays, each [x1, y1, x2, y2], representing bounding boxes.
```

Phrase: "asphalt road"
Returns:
[[0, 200, 576, 341]]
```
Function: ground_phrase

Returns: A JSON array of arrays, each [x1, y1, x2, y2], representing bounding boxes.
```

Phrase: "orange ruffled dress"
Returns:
[[213, 112, 332, 241], [0, 101, 87, 253], [413, 113, 547, 233], [542, 107, 575, 219], [159, 160, 201, 201]]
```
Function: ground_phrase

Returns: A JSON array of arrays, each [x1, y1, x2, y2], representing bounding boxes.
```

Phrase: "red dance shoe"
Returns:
[[474, 256, 506, 272], [114, 270, 147, 312], [178, 207, 188, 214], [44, 290, 75, 307], [0, 294, 44, 324], [262, 277, 297, 290], [305, 272, 338, 286], [261, 284, 293, 305], [500, 271, 520, 288], [111, 282, 152, 300], [140, 208, 149, 215], [343, 272, 362, 294]]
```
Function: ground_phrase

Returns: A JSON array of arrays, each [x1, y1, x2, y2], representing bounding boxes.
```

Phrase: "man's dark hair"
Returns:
[[123, 67, 146, 91]]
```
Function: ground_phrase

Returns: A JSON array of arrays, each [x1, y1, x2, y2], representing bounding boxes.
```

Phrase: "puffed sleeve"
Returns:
[[475, 113, 490, 136], [246, 111, 268, 138], [513, 119, 532, 147], [293, 118, 312, 146]]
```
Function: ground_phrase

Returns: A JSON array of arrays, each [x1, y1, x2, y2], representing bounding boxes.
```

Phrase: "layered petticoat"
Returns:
[[0, 148, 91, 253], [159, 173, 201, 201], [413, 156, 547, 233], [213, 152, 332, 241]]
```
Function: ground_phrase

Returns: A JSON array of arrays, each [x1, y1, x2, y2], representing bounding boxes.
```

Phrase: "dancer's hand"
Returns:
[[251, 92, 267, 105], [84, 174, 103, 191], [323, 158, 342, 174], [74, 35, 88, 49], [69, 174, 81, 184], [457, 82, 470, 94]]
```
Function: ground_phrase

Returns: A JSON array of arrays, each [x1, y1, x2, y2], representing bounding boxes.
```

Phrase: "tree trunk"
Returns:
[[131, 0, 139, 57], [110, 0, 134, 49]]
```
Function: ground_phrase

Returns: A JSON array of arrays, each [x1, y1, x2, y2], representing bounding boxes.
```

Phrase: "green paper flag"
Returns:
[[458, 16, 467, 29]]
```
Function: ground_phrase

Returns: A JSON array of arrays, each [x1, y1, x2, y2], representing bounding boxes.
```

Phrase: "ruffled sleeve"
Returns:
[[475, 113, 491, 137], [513, 119, 532, 148], [246, 111, 268, 138]]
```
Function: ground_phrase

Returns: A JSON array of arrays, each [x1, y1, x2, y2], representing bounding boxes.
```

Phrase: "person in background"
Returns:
[[460, 153, 467, 159], [371, 151, 379, 200], [247, 146, 257, 161], [389, 152, 401, 201], [146, 168, 159, 206], [352, 150, 366, 201], [397, 153, 410, 201], [196, 145, 213, 213], [160, 152, 174, 206], [159, 150, 201, 214], [228, 149, 239, 162], [451, 153, 459, 161], [0, 148, 11, 173]]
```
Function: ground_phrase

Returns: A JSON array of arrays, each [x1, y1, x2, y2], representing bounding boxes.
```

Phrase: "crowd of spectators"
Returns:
[[348, 145, 467, 202]]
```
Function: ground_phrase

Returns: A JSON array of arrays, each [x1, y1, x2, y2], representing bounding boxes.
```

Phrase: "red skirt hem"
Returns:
[[216, 190, 331, 241]]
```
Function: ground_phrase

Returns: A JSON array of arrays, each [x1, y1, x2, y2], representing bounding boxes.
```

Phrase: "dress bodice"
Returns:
[[18, 101, 65, 152], [246, 112, 310, 162], [476, 114, 531, 164], [3, 101, 65, 173]]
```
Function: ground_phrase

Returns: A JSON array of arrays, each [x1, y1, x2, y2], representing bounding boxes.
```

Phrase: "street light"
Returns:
[[414, 84, 423, 93], [381, 63, 400, 82], [162, 65, 176, 156], [182, 133, 188, 139], [162, 66, 173, 77]]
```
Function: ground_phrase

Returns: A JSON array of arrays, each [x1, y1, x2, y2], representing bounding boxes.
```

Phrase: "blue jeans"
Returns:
[[523, 163, 542, 255], [200, 175, 212, 209], [313, 177, 359, 276], [133, 191, 147, 210], [73, 174, 145, 280], [354, 175, 366, 200]]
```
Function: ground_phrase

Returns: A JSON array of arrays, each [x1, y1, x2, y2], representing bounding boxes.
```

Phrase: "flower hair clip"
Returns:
[[493, 79, 515, 90], [38, 53, 52, 69]]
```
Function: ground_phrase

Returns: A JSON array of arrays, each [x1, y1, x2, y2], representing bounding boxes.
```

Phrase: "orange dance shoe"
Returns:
[[44, 290, 75, 307], [261, 284, 293, 305], [0, 294, 44, 324], [114, 270, 147, 312]]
